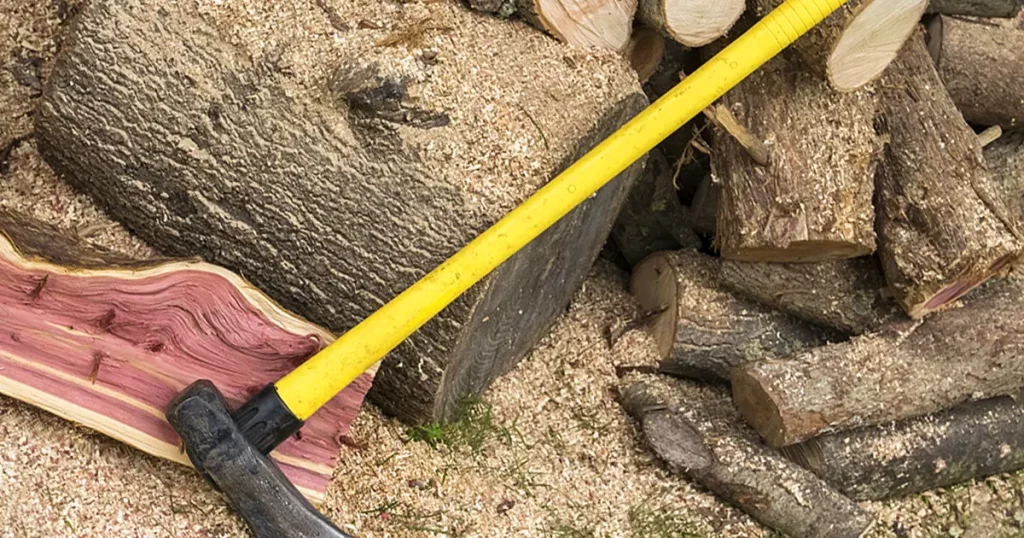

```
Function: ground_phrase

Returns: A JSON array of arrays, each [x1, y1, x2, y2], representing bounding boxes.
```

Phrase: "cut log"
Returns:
[[512, 0, 638, 51], [874, 31, 1022, 319], [624, 25, 665, 83], [752, 0, 928, 92], [928, 15, 1024, 129], [618, 374, 876, 538], [731, 274, 1024, 447], [781, 391, 1024, 501], [0, 210, 372, 504], [926, 0, 1024, 18], [718, 258, 904, 335], [629, 250, 834, 382], [637, 0, 745, 47], [35, 0, 647, 424], [985, 130, 1024, 235], [711, 49, 880, 262]]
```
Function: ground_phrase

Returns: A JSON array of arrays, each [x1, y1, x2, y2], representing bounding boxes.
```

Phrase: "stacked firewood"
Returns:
[[471, 1, 1024, 536]]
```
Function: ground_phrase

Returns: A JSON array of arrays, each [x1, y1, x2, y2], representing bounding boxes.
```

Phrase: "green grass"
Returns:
[[627, 496, 702, 538], [406, 395, 511, 454]]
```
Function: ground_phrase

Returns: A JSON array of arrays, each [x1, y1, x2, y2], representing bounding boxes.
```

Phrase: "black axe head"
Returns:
[[166, 380, 354, 538]]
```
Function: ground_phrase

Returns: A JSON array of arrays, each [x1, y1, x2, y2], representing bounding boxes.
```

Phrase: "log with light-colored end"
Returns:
[[517, 0, 638, 51], [637, 0, 745, 47], [827, 0, 929, 91]]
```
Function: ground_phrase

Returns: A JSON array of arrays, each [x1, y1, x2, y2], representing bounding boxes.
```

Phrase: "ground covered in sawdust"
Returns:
[[5, 1, 1024, 537]]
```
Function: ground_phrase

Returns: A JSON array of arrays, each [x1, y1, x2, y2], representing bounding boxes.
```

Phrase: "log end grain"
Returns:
[[730, 365, 812, 447], [522, 0, 638, 51], [827, 0, 930, 92], [629, 252, 679, 359], [624, 25, 665, 83], [642, 0, 746, 47]]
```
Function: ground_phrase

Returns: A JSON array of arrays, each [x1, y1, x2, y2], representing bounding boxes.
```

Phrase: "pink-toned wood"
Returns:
[[0, 218, 374, 504]]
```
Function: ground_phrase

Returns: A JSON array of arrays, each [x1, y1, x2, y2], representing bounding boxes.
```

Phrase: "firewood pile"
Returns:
[[474, 1, 1024, 536]]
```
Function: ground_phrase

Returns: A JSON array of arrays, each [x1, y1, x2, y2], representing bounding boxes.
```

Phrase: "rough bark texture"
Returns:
[[618, 375, 876, 538], [629, 250, 834, 382], [611, 150, 701, 265], [35, 0, 647, 424], [732, 274, 1024, 447], [0, 210, 373, 504], [637, 0, 745, 47], [874, 31, 1022, 319], [926, 0, 1024, 18], [929, 15, 1024, 129], [781, 391, 1024, 501], [513, 0, 637, 51], [985, 130, 1024, 236], [719, 258, 904, 335], [712, 49, 880, 262]]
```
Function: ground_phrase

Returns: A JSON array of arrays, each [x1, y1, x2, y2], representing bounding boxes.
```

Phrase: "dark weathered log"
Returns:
[[630, 250, 834, 382], [35, 0, 647, 424], [752, 0, 928, 91], [926, 0, 1024, 18], [712, 48, 880, 262], [985, 130, 1024, 235], [618, 375, 876, 538], [0, 210, 372, 504], [928, 15, 1024, 129], [637, 0, 744, 47], [505, 0, 637, 51], [611, 150, 701, 265], [624, 25, 665, 84], [732, 275, 1024, 447], [781, 390, 1024, 501], [719, 258, 904, 335], [874, 31, 1021, 319]]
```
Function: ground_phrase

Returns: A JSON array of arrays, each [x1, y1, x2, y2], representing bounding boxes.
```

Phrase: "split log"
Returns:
[[732, 274, 1024, 447], [926, 0, 1024, 18], [618, 375, 876, 538], [0, 210, 373, 504], [985, 130, 1024, 235], [752, 0, 928, 92], [928, 15, 1024, 129], [629, 250, 834, 382], [711, 49, 880, 262], [505, 0, 637, 51], [35, 0, 647, 424], [874, 31, 1021, 319], [781, 391, 1024, 501], [718, 258, 904, 335], [637, 0, 745, 47]]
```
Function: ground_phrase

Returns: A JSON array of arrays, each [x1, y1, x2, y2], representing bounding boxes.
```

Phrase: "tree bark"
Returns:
[[928, 15, 1024, 129], [629, 250, 834, 382], [926, 0, 1024, 18], [513, 0, 637, 51], [719, 258, 904, 335], [985, 130, 1024, 236], [637, 0, 745, 47], [35, 0, 647, 424], [874, 31, 1021, 319], [731, 275, 1024, 447], [712, 49, 880, 262], [752, 0, 928, 92], [0, 210, 371, 504], [780, 391, 1024, 501], [618, 375, 876, 538]]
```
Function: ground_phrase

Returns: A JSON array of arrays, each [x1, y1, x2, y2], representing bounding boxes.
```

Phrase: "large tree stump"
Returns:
[[35, 0, 647, 424], [926, 0, 1024, 18], [618, 374, 876, 538], [781, 391, 1024, 501], [0, 210, 371, 504], [874, 31, 1021, 319], [928, 15, 1024, 129], [732, 275, 1024, 447], [712, 47, 880, 262], [630, 250, 834, 382]]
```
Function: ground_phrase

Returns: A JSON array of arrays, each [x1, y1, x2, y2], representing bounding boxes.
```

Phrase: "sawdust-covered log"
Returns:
[[926, 0, 1024, 18], [712, 46, 880, 262], [482, 0, 638, 51], [752, 0, 928, 91], [928, 15, 1024, 129], [985, 130, 1024, 235], [35, 0, 647, 424], [637, 0, 745, 47], [630, 250, 833, 382], [0, 210, 372, 504], [874, 31, 1021, 319], [732, 275, 1024, 447], [618, 375, 876, 538], [781, 390, 1024, 501], [719, 258, 903, 335]]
